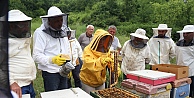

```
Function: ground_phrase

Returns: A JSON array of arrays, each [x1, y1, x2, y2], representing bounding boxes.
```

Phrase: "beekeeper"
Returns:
[[66, 30, 83, 88], [176, 25, 194, 97], [8, 10, 36, 98], [148, 24, 176, 67], [33, 6, 71, 92], [80, 29, 121, 94], [121, 28, 150, 79]]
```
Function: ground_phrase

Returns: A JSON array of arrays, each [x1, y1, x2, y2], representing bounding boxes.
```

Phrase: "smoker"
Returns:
[[59, 60, 75, 77]]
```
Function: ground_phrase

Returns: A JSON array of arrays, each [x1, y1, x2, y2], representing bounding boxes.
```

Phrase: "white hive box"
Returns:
[[41, 87, 93, 98], [127, 70, 176, 86], [22, 94, 30, 98]]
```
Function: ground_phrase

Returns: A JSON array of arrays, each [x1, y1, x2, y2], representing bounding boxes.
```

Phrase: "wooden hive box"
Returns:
[[152, 64, 189, 79]]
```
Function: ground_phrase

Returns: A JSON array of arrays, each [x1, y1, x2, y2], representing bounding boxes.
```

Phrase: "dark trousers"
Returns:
[[42, 71, 68, 92], [68, 58, 82, 88], [21, 83, 35, 98], [189, 76, 194, 97]]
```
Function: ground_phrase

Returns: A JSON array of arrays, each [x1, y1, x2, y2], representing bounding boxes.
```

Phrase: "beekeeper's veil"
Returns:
[[40, 6, 69, 38], [8, 10, 32, 38], [152, 24, 172, 38]]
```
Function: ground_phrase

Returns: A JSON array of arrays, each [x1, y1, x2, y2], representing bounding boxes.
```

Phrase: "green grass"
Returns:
[[34, 69, 44, 98], [31, 18, 42, 33]]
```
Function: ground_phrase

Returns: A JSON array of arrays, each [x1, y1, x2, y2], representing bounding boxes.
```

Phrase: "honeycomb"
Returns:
[[95, 88, 139, 98]]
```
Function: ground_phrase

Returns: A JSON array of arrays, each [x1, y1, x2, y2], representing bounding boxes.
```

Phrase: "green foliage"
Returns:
[[87, 1, 122, 28], [9, 0, 194, 39], [136, 1, 154, 23], [117, 22, 158, 38], [34, 70, 44, 98], [69, 23, 88, 38], [9, 0, 26, 12], [31, 18, 42, 32]]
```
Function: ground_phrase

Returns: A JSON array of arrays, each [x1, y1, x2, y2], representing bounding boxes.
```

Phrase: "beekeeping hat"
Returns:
[[177, 25, 194, 33], [40, 6, 66, 18], [152, 24, 172, 30], [152, 24, 172, 37], [8, 10, 32, 38], [8, 10, 32, 22], [130, 28, 149, 40]]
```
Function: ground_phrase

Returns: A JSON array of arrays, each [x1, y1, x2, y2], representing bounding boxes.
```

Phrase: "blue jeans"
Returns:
[[21, 83, 35, 98], [42, 71, 68, 92]]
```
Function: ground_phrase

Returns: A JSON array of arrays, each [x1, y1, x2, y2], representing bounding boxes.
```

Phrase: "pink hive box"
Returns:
[[121, 78, 137, 89], [121, 79, 138, 94], [122, 78, 171, 95], [127, 70, 176, 86], [135, 81, 171, 94]]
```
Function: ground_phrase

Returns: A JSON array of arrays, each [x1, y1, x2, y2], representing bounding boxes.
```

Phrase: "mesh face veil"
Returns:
[[130, 35, 148, 44], [8, 10, 32, 38], [9, 20, 31, 38], [96, 35, 113, 53], [104, 35, 113, 51]]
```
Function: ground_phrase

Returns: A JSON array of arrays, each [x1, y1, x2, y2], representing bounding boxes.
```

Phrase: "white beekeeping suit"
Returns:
[[8, 10, 36, 98], [148, 24, 176, 65], [121, 29, 150, 75], [68, 37, 82, 66], [176, 25, 194, 77]]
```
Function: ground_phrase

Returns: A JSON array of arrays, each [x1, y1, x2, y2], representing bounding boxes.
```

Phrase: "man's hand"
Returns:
[[52, 54, 66, 66], [10, 82, 22, 98], [101, 57, 114, 66]]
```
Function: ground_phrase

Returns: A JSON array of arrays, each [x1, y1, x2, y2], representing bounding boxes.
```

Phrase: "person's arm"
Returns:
[[10, 82, 22, 98], [78, 33, 83, 45], [82, 48, 110, 72], [117, 46, 122, 54], [32, 29, 52, 65], [116, 37, 122, 54], [8, 39, 22, 98], [145, 45, 151, 64], [75, 39, 83, 60], [169, 39, 176, 59], [121, 41, 128, 58]]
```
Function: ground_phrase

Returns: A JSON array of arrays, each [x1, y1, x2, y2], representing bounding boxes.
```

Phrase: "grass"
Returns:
[[34, 70, 44, 98]]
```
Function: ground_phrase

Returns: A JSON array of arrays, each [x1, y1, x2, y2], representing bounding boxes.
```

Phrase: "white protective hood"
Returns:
[[40, 6, 69, 37], [152, 24, 172, 38], [40, 15, 69, 35]]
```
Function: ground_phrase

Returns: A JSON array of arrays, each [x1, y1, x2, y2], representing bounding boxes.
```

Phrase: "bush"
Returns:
[[117, 23, 158, 38]]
